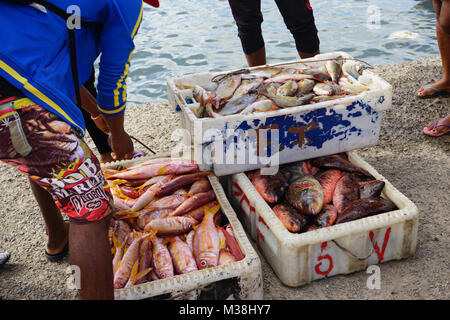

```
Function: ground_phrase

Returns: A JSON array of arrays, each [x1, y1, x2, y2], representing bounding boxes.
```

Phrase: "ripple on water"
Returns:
[[123, 0, 439, 104]]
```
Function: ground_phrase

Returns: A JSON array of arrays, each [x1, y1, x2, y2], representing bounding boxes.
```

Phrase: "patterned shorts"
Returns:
[[0, 98, 113, 223]]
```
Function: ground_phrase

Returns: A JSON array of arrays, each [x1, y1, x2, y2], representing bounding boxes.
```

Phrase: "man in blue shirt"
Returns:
[[0, 0, 159, 299]]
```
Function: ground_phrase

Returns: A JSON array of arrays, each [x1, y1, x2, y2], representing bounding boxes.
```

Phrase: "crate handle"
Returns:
[[332, 239, 374, 261]]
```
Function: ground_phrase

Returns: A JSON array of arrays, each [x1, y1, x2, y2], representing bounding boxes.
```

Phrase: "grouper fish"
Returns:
[[286, 175, 324, 216]]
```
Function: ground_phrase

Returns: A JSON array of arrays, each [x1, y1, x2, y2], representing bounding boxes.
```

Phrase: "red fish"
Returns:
[[184, 200, 220, 221], [188, 178, 211, 195], [135, 237, 153, 285], [185, 229, 195, 252], [110, 159, 199, 180], [359, 180, 385, 198], [131, 175, 175, 211], [286, 175, 324, 215], [113, 232, 148, 289], [123, 178, 149, 188], [272, 203, 308, 233], [332, 173, 360, 214], [310, 154, 372, 177], [218, 248, 237, 266], [143, 194, 189, 212], [154, 172, 212, 198], [314, 204, 338, 227], [168, 236, 198, 275], [112, 234, 127, 275], [112, 219, 132, 248], [316, 169, 344, 204], [336, 197, 396, 224], [145, 216, 199, 237], [251, 169, 289, 204], [171, 190, 216, 217], [119, 186, 139, 199], [220, 226, 245, 261], [193, 205, 221, 269], [151, 235, 174, 279], [302, 160, 320, 176], [136, 208, 173, 230]]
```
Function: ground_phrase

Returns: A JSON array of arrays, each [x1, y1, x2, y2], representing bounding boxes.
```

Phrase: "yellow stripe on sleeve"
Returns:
[[0, 60, 84, 134]]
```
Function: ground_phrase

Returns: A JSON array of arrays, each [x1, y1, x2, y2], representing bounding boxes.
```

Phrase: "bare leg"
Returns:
[[29, 178, 68, 255], [298, 50, 320, 59], [245, 46, 266, 67], [69, 217, 114, 300], [418, 0, 450, 96]]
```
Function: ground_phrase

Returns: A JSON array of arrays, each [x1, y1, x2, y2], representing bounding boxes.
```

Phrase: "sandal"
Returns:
[[0, 252, 10, 266], [44, 220, 69, 262], [44, 242, 69, 262], [423, 120, 450, 137], [417, 85, 450, 99]]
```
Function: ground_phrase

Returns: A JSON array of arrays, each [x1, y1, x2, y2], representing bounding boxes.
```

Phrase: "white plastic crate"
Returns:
[[167, 52, 392, 176], [228, 151, 418, 287], [102, 154, 263, 300]]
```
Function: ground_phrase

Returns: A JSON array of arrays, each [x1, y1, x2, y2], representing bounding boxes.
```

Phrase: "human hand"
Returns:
[[109, 130, 134, 161]]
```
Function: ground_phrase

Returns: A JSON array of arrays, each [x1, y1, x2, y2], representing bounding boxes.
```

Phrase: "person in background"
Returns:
[[228, 0, 320, 67], [0, 0, 159, 299], [417, 0, 450, 136]]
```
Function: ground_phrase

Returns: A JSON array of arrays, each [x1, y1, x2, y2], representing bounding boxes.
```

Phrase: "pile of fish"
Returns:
[[247, 153, 397, 233], [103, 157, 245, 289], [188, 57, 369, 118]]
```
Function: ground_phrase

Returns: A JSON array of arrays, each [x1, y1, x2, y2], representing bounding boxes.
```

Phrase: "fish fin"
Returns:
[[128, 260, 140, 284], [145, 229, 157, 242], [112, 233, 119, 250], [135, 268, 152, 282], [156, 164, 170, 175], [205, 204, 221, 217], [115, 260, 122, 274], [110, 179, 128, 186], [218, 228, 226, 250]]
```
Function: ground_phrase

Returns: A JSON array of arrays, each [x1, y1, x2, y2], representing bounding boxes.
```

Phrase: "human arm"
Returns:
[[80, 86, 110, 135]]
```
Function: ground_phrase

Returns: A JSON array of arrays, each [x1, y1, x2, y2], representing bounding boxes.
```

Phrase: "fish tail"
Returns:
[[205, 204, 221, 218]]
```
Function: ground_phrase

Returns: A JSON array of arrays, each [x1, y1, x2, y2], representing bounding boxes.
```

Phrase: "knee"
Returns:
[[441, 22, 450, 35], [439, 16, 450, 35]]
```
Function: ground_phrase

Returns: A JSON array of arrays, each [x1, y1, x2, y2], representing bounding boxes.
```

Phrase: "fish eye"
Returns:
[[160, 274, 166, 278], [201, 261, 207, 266]]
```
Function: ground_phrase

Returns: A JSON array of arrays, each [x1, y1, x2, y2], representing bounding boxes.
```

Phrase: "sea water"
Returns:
[[125, 0, 438, 104]]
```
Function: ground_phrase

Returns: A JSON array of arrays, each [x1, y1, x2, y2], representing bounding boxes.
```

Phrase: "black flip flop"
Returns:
[[417, 85, 450, 99], [44, 242, 69, 262]]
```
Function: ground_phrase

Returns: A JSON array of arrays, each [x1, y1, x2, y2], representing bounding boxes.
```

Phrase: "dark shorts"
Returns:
[[0, 98, 113, 224], [228, 0, 320, 54]]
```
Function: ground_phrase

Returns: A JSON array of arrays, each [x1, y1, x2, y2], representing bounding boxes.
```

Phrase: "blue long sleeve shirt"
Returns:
[[0, 0, 144, 135]]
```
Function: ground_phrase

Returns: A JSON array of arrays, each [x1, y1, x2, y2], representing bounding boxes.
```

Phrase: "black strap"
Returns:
[[31, 0, 100, 108]]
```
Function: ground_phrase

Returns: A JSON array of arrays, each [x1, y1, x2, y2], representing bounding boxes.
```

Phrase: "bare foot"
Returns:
[[417, 79, 450, 97], [424, 114, 450, 135]]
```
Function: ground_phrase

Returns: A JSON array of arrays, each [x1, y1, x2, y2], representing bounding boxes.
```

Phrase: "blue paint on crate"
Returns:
[[231, 100, 376, 150]]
